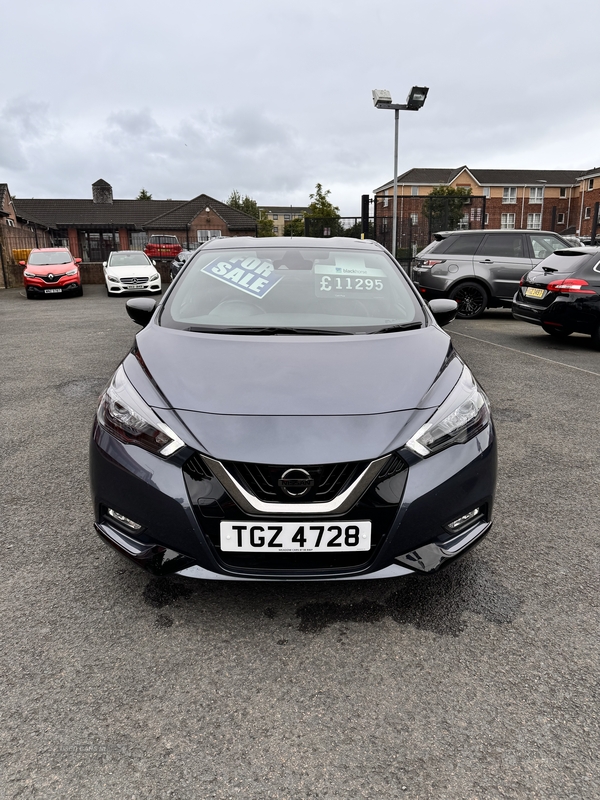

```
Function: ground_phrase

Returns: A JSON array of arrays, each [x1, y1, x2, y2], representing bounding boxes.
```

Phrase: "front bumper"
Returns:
[[90, 422, 497, 581], [25, 280, 81, 295], [106, 282, 161, 294]]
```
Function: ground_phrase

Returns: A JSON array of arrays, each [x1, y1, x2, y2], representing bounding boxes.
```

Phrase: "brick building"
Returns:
[[10, 180, 257, 263], [373, 166, 598, 238], [259, 206, 308, 236]]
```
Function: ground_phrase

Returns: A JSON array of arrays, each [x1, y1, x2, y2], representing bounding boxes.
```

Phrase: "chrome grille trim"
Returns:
[[202, 454, 392, 516]]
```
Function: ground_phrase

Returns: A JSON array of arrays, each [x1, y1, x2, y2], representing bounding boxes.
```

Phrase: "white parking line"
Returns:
[[449, 330, 600, 378]]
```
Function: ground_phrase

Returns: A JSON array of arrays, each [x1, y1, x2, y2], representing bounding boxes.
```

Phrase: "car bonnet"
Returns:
[[134, 323, 452, 416]]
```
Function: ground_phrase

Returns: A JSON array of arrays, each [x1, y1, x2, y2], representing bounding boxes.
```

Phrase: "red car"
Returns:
[[144, 235, 182, 260], [21, 248, 83, 299]]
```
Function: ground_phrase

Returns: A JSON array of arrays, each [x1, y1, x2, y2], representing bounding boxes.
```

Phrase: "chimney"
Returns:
[[92, 179, 113, 204]]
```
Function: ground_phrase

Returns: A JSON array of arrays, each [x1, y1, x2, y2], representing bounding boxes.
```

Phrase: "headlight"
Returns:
[[66, 268, 78, 276], [97, 365, 185, 457], [24, 271, 36, 278], [150, 273, 160, 281], [107, 275, 121, 283], [405, 366, 490, 457]]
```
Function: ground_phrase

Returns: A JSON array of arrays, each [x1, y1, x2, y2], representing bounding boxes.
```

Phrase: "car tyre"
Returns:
[[74, 286, 83, 297], [542, 324, 572, 338], [591, 326, 600, 350], [449, 282, 488, 319]]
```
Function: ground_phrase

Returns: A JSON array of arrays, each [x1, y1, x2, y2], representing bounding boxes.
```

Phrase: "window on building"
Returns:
[[501, 213, 516, 229], [272, 214, 278, 220], [383, 195, 388, 207], [484, 213, 489, 225], [411, 186, 418, 197], [197, 230, 222, 242], [482, 187, 491, 198], [557, 213, 565, 224], [527, 213, 542, 230], [588, 179, 594, 190], [410, 213, 418, 225], [584, 207, 591, 219], [457, 213, 470, 229], [284, 214, 291, 220], [6, 218, 15, 226], [529, 187, 544, 204], [502, 187, 517, 204], [382, 217, 388, 230], [559, 188, 567, 198], [273, 226, 279, 234]]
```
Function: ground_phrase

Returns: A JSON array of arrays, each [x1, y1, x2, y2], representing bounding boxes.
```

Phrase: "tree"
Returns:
[[137, 188, 152, 200], [305, 183, 343, 236], [227, 189, 260, 220], [423, 185, 472, 231], [283, 217, 305, 237], [258, 211, 275, 237]]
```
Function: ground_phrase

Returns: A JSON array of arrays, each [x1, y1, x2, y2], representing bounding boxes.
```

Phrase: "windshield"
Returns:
[[161, 246, 425, 334], [149, 236, 179, 244], [109, 252, 150, 267], [28, 251, 72, 266]]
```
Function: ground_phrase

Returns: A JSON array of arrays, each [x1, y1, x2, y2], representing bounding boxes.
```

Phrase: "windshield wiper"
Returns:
[[367, 322, 423, 334], [185, 326, 348, 335]]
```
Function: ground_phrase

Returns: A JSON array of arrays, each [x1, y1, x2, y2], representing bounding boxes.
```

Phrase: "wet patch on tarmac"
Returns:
[[296, 560, 522, 636], [58, 378, 107, 398], [143, 577, 194, 608], [491, 407, 532, 423], [154, 613, 174, 628]]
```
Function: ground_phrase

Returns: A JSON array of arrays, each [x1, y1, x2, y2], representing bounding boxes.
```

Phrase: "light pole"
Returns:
[[373, 86, 428, 259]]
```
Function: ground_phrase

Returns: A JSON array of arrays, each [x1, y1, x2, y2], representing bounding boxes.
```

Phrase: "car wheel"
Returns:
[[74, 286, 83, 297], [591, 326, 600, 350], [542, 324, 572, 338], [26, 290, 35, 300], [449, 282, 488, 319]]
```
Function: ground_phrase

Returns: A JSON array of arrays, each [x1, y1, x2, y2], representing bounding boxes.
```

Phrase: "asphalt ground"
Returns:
[[0, 286, 598, 800]]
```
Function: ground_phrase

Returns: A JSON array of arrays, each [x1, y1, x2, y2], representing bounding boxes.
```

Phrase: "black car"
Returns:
[[169, 249, 195, 282], [512, 247, 600, 347], [90, 237, 496, 582]]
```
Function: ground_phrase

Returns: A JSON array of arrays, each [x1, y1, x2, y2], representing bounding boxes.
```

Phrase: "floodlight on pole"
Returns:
[[372, 85, 429, 258]]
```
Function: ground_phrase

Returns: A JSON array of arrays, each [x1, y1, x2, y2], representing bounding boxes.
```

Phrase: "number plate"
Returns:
[[220, 521, 371, 552], [525, 287, 545, 299], [44, 288, 62, 294]]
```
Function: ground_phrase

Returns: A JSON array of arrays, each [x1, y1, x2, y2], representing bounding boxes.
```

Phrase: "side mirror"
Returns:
[[102, 261, 107, 267], [126, 298, 156, 327], [19, 260, 26, 266], [429, 299, 458, 327], [152, 260, 157, 266], [75, 258, 82, 264]]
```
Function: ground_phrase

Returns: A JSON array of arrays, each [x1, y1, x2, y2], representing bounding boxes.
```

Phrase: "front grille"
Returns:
[[182, 453, 408, 574], [120, 276, 149, 285], [41, 273, 66, 283], [221, 460, 370, 504]]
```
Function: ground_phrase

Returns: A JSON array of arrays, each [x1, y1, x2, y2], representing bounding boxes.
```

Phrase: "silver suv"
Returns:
[[413, 229, 571, 318]]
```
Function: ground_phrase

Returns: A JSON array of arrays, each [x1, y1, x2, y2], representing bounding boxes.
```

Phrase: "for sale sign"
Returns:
[[202, 256, 283, 299]]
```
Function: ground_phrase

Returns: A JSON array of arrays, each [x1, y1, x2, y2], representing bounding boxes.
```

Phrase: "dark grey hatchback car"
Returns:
[[90, 237, 496, 582]]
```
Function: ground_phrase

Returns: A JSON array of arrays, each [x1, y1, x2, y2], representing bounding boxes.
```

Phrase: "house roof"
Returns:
[[259, 206, 309, 214], [146, 193, 258, 231], [579, 166, 600, 180], [374, 166, 585, 192], [12, 198, 186, 229]]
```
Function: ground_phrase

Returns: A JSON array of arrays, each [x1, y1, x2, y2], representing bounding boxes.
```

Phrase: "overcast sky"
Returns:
[[2, 0, 599, 214]]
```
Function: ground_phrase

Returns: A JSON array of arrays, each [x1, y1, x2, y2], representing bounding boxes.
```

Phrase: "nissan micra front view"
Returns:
[[90, 237, 496, 581]]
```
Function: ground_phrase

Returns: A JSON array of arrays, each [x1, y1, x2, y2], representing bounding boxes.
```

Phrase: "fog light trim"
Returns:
[[107, 508, 142, 531], [446, 507, 481, 532]]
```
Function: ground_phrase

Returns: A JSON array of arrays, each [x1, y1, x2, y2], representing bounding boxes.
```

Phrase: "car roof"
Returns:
[[201, 236, 384, 251], [435, 228, 566, 237], [29, 247, 71, 253], [109, 250, 147, 255]]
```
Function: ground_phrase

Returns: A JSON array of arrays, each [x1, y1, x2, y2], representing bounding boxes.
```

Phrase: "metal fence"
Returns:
[[302, 195, 488, 269]]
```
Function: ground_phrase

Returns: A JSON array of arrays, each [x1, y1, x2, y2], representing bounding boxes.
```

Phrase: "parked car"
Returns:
[[413, 229, 572, 318], [21, 248, 83, 299], [512, 246, 600, 347], [144, 235, 182, 260], [169, 249, 195, 281], [103, 251, 161, 296], [90, 236, 497, 583]]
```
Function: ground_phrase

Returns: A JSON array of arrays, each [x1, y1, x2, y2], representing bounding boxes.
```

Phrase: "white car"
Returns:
[[103, 251, 162, 296]]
